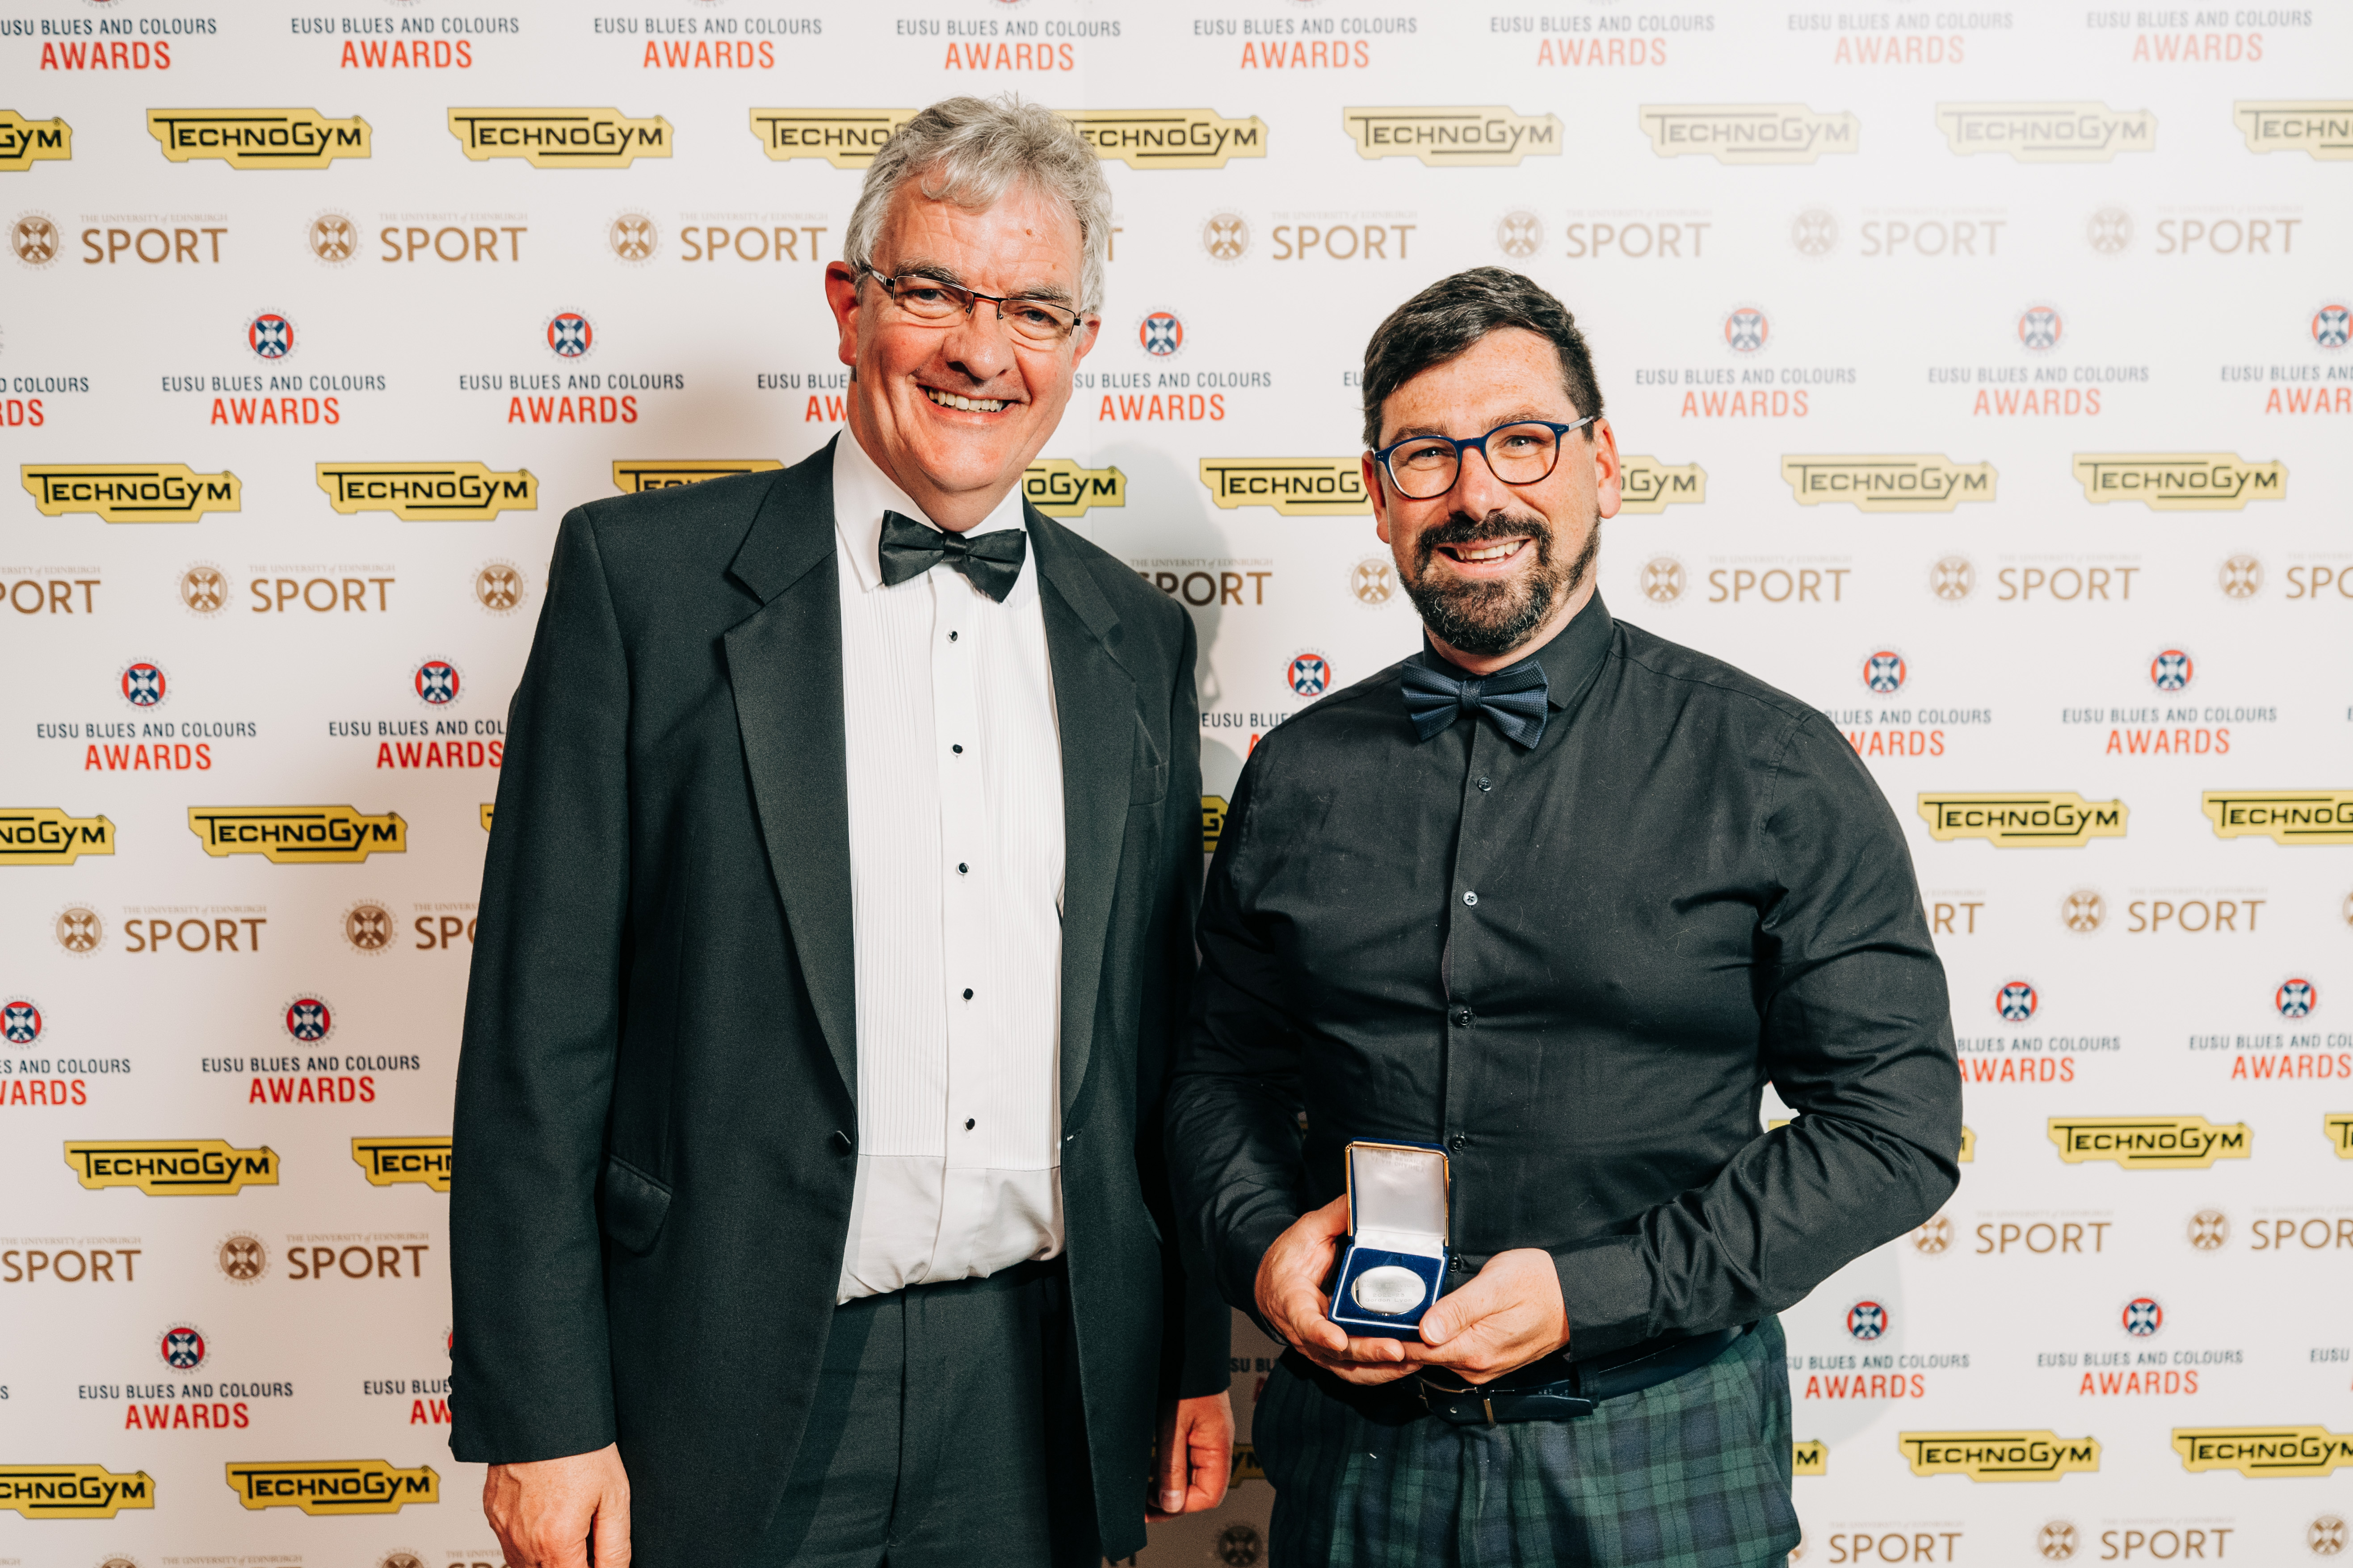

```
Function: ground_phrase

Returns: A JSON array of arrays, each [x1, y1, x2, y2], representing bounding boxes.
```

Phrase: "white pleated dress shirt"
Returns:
[[829, 432, 1067, 1303]]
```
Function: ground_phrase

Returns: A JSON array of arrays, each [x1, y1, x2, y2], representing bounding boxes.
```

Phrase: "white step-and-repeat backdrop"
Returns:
[[5, 1, 2350, 1564]]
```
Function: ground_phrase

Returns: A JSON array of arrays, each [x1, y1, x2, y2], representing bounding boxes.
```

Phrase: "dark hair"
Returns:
[[1359, 266, 1604, 450]]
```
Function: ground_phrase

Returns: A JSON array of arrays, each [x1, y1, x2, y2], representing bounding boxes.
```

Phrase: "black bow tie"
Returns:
[[877, 509, 1028, 602], [1397, 652, 1550, 748]]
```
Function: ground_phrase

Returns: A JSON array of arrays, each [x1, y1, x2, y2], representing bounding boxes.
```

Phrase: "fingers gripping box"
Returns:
[[1328, 1140, 1450, 1340]]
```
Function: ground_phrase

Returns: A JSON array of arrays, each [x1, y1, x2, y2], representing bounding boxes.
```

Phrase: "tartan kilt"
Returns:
[[1255, 1316, 1798, 1568]]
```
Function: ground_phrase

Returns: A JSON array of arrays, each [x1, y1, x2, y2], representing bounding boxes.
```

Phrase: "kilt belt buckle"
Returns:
[[1416, 1324, 1748, 1427]]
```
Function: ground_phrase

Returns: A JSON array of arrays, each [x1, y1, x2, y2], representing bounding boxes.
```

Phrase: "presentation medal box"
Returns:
[[1328, 1139, 1450, 1340]]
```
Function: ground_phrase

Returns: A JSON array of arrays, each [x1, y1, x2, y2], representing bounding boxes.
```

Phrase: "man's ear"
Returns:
[[1589, 418, 1623, 521], [1363, 452, 1392, 544], [824, 261, 861, 371]]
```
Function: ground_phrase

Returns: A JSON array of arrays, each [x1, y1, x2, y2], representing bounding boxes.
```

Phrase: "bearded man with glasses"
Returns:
[[1169, 268, 1961, 1567], [451, 97, 1231, 1568]]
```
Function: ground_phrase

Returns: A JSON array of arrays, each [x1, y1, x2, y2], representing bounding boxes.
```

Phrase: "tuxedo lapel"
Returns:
[[1029, 509, 1135, 1120], [723, 444, 858, 1104]]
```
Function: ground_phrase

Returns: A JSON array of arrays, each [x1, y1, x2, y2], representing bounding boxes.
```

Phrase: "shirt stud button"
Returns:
[[965, 1118, 976, 1131], [952, 743, 964, 754], [1448, 1133, 1468, 1152], [948, 631, 959, 641], [962, 988, 974, 1000], [1451, 1006, 1473, 1028], [957, 862, 968, 874], [1462, 890, 1479, 907], [1475, 776, 1492, 791]]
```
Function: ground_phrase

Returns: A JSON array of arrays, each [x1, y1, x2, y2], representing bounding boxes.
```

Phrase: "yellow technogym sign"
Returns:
[[351, 1137, 453, 1192], [1618, 457, 1706, 513], [1198, 458, 1369, 517], [2046, 1116, 2250, 1170], [2201, 789, 2353, 845], [21, 464, 240, 523], [1783, 455, 1994, 513], [0, 807, 115, 865], [64, 1140, 281, 1196], [448, 108, 672, 168], [1342, 107, 1562, 168], [1917, 793, 2126, 848], [316, 462, 537, 521], [611, 459, 782, 493], [187, 806, 407, 864], [1639, 104, 1858, 165], [1933, 102, 2155, 162], [0, 1464, 154, 1519], [1898, 1431, 2100, 1482], [1022, 459, 1125, 518], [147, 109, 369, 168], [0, 110, 71, 170], [2171, 1426, 2353, 1478], [224, 1459, 439, 1515], [2071, 453, 2284, 511]]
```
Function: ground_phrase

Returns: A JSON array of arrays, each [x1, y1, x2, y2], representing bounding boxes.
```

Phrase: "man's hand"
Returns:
[[483, 1442, 631, 1568], [1412, 1248, 1571, 1384], [1147, 1391, 1234, 1522], [1254, 1195, 1420, 1385]]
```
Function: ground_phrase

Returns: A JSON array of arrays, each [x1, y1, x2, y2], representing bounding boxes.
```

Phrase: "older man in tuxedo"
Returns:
[[451, 96, 1231, 1568]]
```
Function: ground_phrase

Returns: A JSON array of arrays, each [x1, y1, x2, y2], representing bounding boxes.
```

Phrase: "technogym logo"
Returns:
[[2171, 1426, 2353, 1478], [0, 807, 116, 866], [611, 458, 781, 493], [224, 1460, 438, 1515], [2202, 790, 2353, 845], [1639, 105, 1859, 165], [1060, 109, 1268, 170], [64, 1140, 281, 1196], [1918, 793, 2127, 848], [1022, 459, 1125, 518], [1618, 457, 1706, 513], [448, 109, 672, 169], [0, 110, 71, 171], [1342, 107, 1562, 168], [21, 464, 241, 524], [0, 1464, 155, 1519], [351, 1138, 452, 1192], [1934, 103, 2155, 162], [147, 109, 370, 169], [316, 463, 538, 521], [1898, 1431, 2100, 1482], [2071, 453, 2285, 511], [748, 109, 1268, 171], [2231, 101, 2353, 160], [1782, 455, 1994, 513], [187, 806, 407, 865], [2046, 1116, 2251, 1170], [1198, 458, 1370, 517]]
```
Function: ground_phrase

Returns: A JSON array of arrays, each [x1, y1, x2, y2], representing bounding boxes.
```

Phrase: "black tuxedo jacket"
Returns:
[[450, 441, 1228, 1565]]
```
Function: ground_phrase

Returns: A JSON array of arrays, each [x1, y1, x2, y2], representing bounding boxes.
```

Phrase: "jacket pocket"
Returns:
[[597, 1152, 672, 1256], [1130, 713, 1168, 804]]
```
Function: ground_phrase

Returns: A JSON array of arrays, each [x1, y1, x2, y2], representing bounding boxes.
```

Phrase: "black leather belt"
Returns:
[[1417, 1323, 1748, 1425]]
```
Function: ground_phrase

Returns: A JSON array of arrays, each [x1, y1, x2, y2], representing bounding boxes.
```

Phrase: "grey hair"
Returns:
[[843, 96, 1112, 318]]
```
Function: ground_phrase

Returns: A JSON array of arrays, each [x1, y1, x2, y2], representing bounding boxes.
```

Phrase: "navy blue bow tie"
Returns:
[[1398, 652, 1550, 748]]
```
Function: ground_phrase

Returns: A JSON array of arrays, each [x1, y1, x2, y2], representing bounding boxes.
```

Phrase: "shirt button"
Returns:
[[962, 988, 974, 1000], [1448, 1133, 1469, 1152], [1450, 1006, 1473, 1028], [948, 631, 959, 642], [952, 743, 964, 754], [957, 862, 968, 874], [965, 1118, 976, 1131], [1462, 890, 1479, 907], [1475, 776, 1492, 792]]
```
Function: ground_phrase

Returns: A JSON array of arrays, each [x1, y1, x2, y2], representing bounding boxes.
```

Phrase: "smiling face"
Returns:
[[1364, 327, 1621, 673], [824, 180, 1100, 531]]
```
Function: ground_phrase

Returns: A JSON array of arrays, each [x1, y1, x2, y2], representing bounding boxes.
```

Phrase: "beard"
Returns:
[[1403, 507, 1599, 658]]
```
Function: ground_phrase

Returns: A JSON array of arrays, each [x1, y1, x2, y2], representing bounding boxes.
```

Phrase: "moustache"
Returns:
[[1416, 510, 1553, 559]]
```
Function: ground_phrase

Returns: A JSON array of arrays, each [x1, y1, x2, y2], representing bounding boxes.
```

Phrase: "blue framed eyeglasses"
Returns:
[[1370, 417, 1596, 500]]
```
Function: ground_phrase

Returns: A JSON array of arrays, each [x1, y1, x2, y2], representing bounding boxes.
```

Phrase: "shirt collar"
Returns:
[[830, 429, 1029, 596], [1420, 590, 1616, 717]]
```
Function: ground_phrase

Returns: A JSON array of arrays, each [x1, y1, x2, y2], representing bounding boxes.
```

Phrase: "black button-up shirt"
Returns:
[[1169, 594, 1961, 1358]]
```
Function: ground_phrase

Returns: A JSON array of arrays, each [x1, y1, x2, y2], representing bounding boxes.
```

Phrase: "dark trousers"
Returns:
[[1256, 1316, 1797, 1568], [750, 1259, 1098, 1568]]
